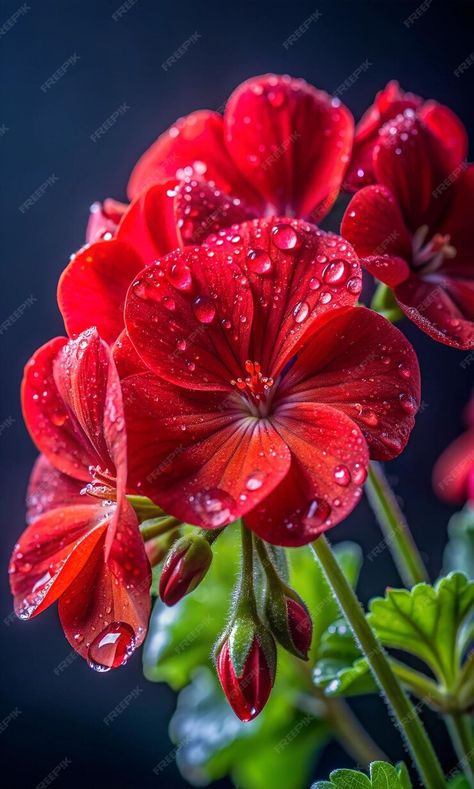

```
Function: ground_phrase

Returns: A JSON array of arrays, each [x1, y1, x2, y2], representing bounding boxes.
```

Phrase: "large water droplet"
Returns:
[[192, 296, 216, 324], [247, 248, 273, 274], [167, 263, 192, 291], [303, 498, 331, 528], [323, 259, 349, 285], [245, 470, 266, 491], [293, 301, 310, 324], [352, 463, 367, 485], [334, 464, 351, 487], [87, 621, 136, 672], [192, 488, 234, 527], [271, 223, 299, 250]]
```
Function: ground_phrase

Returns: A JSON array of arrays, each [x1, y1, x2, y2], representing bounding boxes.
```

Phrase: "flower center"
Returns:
[[412, 225, 456, 274], [231, 361, 275, 417], [83, 465, 117, 501]]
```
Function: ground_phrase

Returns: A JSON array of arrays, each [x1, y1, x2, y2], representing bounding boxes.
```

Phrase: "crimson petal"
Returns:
[[122, 373, 291, 525], [224, 74, 353, 220], [246, 403, 369, 547], [26, 454, 85, 523], [279, 307, 421, 461], [125, 246, 254, 390], [341, 185, 412, 264], [58, 240, 144, 344], [116, 181, 182, 265], [205, 218, 362, 378], [175, 178, 255, 244]]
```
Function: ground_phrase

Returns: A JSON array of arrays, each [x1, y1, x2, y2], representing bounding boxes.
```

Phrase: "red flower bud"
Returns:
[[216, 635, 275, 722], [145, 529, 180, 567], [266, 587, 313, 660], [159, 534, 212, 606], [286, 597, 313, 659]]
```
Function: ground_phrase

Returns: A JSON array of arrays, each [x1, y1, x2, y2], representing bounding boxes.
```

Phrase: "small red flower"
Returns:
[[342, 108, 473, 349], [433, 394, 474, 506], [127, 74, 354, 224], [216, 631, 276, 721], [122, 218, 420, 546], [9, 328, 151, 669], [159, 534, 213, 606]]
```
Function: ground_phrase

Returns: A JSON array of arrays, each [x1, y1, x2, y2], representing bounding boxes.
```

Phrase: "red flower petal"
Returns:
[[374, 112, 455, 231], [395, 276, 474, 350], [246, 403, 369, 547], [419, 101, 468, 176], [122, 372, 291, 526], [22, 336, 89, 481], [113, 330, 147, 379], [10, 502, 109, 619], [125, 246, 254, 390], [128, 110, 261, 209], [341, 185, 412, 264], [58, 498, 151, 667], [58, 240, 144, 344], [86, 198, 127, 243], [433, 429, 474, 505], [436, 164, 474, 275], [53, 329, 128, 488], [346, 81, 422, 191], [174, 178, 255, 244], [280, 307, 421, 461], [116, 181, 182, 265], [26, 454, 84, 523], [224, 74, 353, 219], [205, 219, 362, 378]]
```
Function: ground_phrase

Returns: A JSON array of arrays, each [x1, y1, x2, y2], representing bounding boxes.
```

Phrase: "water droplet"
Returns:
[[167, 263, 192, 291], [87, 621, 135, 672], [245, 471, 266, 491], [51, 411, 68, 427], [303, 498, 331, 528], [293, 301, 310, 324], [309, 277, 321, 291], [247, 248, 273, 274], [360, 409, 379, 426], [192, 296, 216, 324], [397, 364, 411, 380], [192, 488, 234, 527], [319, 291, 332, 304], [271, 223, 299, 250], [323, 259, 349, 285], [399, 393, 417, 415], [352, 463, 367, 485], [334, 464, 351, 487], [347, 277, 362, 295]]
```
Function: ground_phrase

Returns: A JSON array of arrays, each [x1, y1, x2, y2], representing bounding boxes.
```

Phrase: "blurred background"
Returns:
[[1, 0, 472, 786]]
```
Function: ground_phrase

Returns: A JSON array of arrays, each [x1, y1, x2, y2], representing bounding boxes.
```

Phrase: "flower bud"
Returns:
[[159, 534, 212, 606], [215, 617, 276, 721], [145, 529, 180, 567], [266, 588, 313, 660]]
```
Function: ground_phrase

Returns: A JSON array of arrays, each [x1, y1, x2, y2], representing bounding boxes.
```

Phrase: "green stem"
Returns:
[[237, 522, 257, 614], [445, 713, 474, 787], [311, 534, 445, 789], [390, 659, 448, 709], [366, 461, 429, 587]]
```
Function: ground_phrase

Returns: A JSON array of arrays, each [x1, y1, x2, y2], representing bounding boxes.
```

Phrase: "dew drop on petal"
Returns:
[[293, 301, 310, 324], [399, 393, 418, 415], [347, 277, 363, 295], [87, 621, 136, 672], [334, 464, 351, 487], [245, 470, 266, 491], [247, 248, 273, 274], [323, 259, 349, 285], [192, 488, 234, 527], [271, 223, 299, 250], [303, 498, 331, 528], [192, 296, 216, 324], [167, 263, 192, 291]]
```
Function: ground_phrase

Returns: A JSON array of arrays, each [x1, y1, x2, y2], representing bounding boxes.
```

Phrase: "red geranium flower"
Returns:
[[433, 394, 474, 506], [127, 74, 354, 224], [345, 80, 466, 192], [9, 328, 151, 669], [122, 218, 420, 546], [341, 109, 473, 349]]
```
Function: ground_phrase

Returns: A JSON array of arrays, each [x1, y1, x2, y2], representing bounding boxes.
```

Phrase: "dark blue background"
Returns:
[[1, 0, 473, 786]]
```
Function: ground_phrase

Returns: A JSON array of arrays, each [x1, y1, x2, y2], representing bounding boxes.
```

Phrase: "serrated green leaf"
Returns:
[[312, 761, 412, 789], [367, 572, 474, 687], [444, 506, 474, 579]]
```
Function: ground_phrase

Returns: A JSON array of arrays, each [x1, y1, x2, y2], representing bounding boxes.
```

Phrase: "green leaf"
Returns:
[[444, 506, 474, 579], [367, 572, 474, 687], [447, 774, 471, 788], [312, 761, 412, 788], [313, 618, 376, 697]]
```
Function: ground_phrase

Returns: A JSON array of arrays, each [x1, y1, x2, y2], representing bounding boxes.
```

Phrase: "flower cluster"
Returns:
[[10, 74, 472, 717]]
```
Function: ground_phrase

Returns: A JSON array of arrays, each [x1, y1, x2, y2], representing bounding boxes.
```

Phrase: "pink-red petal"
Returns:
[[116, 181, 182, 265], [246, 404, 368, 547], [125, 246, 254, 390], [205, 218, 362, 378], [58, 240, 144, 344], [224, 74, 353, 220], [122, 372, 291, 523], [341, 185, 412, 263], [278, 307, 421, 461], [433, 429, 474, 505]]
